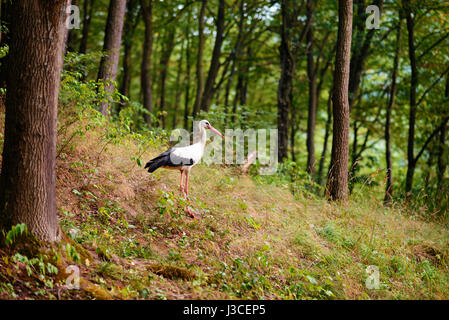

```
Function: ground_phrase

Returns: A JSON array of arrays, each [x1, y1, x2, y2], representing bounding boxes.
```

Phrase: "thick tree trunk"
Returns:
[[326, 0, 352, 201], [192, 0, 207, 119], [277, 0, 296, 162], [384, 17, 402, 204], [97, 0, 126, 116], [200, 0, 225, 113], [79, 0, 95, 54], [404, 0, 418, 196], [0, 0, 67, 242], [306, 0, 317, 178], [141, 0, 153, 126]]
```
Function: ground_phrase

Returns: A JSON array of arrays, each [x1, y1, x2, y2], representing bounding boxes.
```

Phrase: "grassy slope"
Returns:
[[1, 113, 449, 300]]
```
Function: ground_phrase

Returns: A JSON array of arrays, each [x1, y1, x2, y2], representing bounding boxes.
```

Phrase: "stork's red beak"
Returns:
[[208, 125, 224, 138]]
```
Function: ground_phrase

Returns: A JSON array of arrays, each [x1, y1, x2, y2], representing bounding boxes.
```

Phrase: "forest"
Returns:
[[0, 0, 449, 301]]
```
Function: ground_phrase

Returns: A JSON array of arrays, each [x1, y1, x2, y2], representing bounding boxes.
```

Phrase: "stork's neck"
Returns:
[[193, 124, 207, 150], [199, 126, 207, 148]]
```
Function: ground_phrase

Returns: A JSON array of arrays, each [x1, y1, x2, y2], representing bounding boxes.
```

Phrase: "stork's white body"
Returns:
[[145, 120, 223, 200]]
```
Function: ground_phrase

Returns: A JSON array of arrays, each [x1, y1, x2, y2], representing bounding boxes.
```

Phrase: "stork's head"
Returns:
[[199, 120, 224, 138]]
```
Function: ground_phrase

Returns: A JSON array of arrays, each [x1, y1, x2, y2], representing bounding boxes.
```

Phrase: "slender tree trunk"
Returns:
[[183, 7, 192, 130], [437, 76, 449, 190], [158, 27, 176, 128], [326, 0, 352, 201], [384, 17, 402, 204], [192, 0, 207, 119], [277, 0, 296, 162], [348, 0, 383, 110], [79, 0, 95, 54], [173, 38, 185, 129], [0, 0, 67, 242], [120, 0, 140, 101], [97, 0, 126, 117], [306, 0, 317, 178], [404, 0, 418, 196], [199, 0, 225, 113], [317, 86, 333, 186], [141, 0, 153, 126], [66, 0, 79, 52]]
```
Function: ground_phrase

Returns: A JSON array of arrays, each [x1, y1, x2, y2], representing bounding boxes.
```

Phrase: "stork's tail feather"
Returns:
[[144, 157, 168, 173]]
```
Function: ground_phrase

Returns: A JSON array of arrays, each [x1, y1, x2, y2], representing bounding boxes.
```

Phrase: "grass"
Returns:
[[1, 109, 449, 300]]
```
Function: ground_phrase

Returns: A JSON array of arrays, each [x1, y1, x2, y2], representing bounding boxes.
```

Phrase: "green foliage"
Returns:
[[3, 223, 28, 247]]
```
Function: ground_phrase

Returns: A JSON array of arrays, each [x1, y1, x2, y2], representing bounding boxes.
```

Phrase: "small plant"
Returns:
[[3, 223, 28, 247], [66, 243, 81, 263]]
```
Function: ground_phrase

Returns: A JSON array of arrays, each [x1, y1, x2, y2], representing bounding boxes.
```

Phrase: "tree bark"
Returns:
[[79, 0, 96, 54], [404, 0, 418, 196], [317, 86, 333, 186], [200, 0, 225, 113], [141, 0, 153, 126], [437, 75, 449, 190], [120, 0, 140, 101], [66, 0, 79, 53], [192, 0, 207, 119], [348, 0, 383, 110], [277, 0, 297, 162], [326, 0, 352, 201], [384, 16, 402, 204], [306, 0, 317, 178], [183, 6, 192, 130], [0, 0, 67, 242], [97, 0, 126, 117], [158, 27, 176, 128], [173, 38, 185, 129]]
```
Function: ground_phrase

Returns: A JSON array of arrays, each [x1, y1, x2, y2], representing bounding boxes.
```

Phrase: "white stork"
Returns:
[[145, 120, 223, 198]]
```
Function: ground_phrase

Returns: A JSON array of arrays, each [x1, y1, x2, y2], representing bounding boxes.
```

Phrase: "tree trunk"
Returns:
[[384, 16, 402, 204], [173, 38, 185, 129], [404, 0, 417, 196], [66, 0, 79, 53], [141, 0, 153, 126], [317, 86, 333, 186], [97, 0, 126, 117], [192, 0, 207, 119], [200, 0, 225, 113], [120, 0, 140, 101], [183, 7, 192, 130], [277, 0, 297, 162], [348, 0, 383, 110], [326, 0, 352, 201], [306, 0, 317, 178], [158, 27, 176, 128], [0, 0, 67, 242], [437, 76, 449, 190], [79, 0, 95, 54]]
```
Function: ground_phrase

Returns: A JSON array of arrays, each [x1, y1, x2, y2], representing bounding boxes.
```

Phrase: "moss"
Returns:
[[79, 278, 114, 300], [147, 264, 196, 280]]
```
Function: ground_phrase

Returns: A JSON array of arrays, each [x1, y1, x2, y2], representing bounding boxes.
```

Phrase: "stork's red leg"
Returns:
[[184, 172, 189, 197], [179, 171, 184, 192]]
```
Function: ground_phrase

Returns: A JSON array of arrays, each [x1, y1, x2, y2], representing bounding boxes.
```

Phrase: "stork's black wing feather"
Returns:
[[144, 148, 193, 173]]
